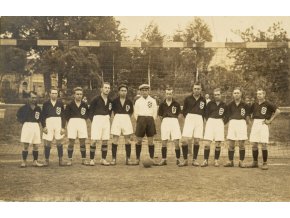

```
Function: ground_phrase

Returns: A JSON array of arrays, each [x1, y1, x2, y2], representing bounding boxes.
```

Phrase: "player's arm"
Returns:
[[88, 99, 96, 121], [182, 98, 188, 117], [16, 105, 25, 124], [129, 100, 134, 117], [264, 107, 281, 125], [134, 100, 139, 120], [152, 99, 158, 120], [223, 104, 230, 125]]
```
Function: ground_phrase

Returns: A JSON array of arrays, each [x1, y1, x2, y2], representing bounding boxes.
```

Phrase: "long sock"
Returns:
[[204, 149, 210, 160], [182, 145, 188, 160], [239, 149, 245, 161], [68, 149, 74, 159], [161, 147, 167, 159], [175, 148, 181, 159], [148, 145, 155, 159], [193, 144, 200, 160], [90, 144, 96, 160], [80, 144, 86, 158], [112, 143, 118, 159], [262, 150, 268, 162], [57, 144, 63, 158], [22, 150, 28, 160], [136, 144, 142, 160], [215, 147, 221, 160], [32, 150, 38, 160], [101, 144, 108, 159], [44, 145, 51, 160], [125, 143, 131, 159], [229, 150, 234, 161], [253, 149, 259, 161]]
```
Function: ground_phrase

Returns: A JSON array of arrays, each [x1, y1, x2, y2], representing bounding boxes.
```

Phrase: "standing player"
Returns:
[[110, 84, 134, 165], [248, 88, 280, 170], [134, 84, 158, 165], [41, 88, 66, 166], [224, 87, 249, 168], [89, 82, 113, 166], [202, 88, 228, 167], [157, 86, 182, 165], [64, 87, 89, 166], [16, 91, 43, 167], [179, 82, 206, 167]]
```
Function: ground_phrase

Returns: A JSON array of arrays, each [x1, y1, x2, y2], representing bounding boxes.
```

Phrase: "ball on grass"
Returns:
[[142, 158, 153, 168]]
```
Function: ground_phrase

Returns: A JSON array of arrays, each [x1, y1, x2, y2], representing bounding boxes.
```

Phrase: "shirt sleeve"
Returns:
[[152, 99, 158, 120], [64, 103, 71, 122], [88, 99, 96, 121], [16, 106, 25, 124], [61, 103, 66, 128], [40, 103, 47, 128], [182, 98, 188, 117], [134, 99, 139, 120], [157, 103, 163, 117], [129, 100, 134, 116]]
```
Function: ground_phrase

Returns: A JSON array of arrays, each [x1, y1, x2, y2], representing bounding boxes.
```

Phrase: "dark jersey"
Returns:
[[158, 99, 181, 118], [89, 96, 113, 120], [64, 101, 89, 121], [41, 100, 65, 128], [250, 101, 277, 120], [205, 101, 228, 121], [227, 101, 250, 120], [182, 95, 206, 117], [16, 104, 42, 124], [112, 97, 134, 115]]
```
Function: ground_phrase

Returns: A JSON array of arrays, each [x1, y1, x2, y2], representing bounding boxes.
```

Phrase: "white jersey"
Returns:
[[134, 96, 157, 120]]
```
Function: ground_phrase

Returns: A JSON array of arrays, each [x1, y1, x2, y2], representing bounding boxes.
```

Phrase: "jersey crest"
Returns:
[[219, 108, 224, 116], [148, 101, 152, 108], [261, 107, 267, 115], [172, 106, 177, 114], [241, 108, 246, 116], [81, 107, 86, 116], [126, 105, 130, 112], [35, 111, 40, 120], [200, 101, 205, 109], [56, 107, 61, 115]]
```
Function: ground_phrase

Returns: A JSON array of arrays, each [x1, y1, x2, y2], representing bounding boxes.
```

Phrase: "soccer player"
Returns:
[[64, 87, 89, 166], [248, 88, 280, 170], [134, 84, 158, 165], [89, 82, 113, 166], [157, 86, 182, 166], [224, 87, 249, 168], [110, 84, 134, 165], [179, 82, 206, 167], [41, 88, 66, 166], [16, 91, 43, 167], [202, 88, 228, 167]]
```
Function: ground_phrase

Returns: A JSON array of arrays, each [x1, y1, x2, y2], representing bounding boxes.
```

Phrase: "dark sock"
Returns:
[[44, 145, 51, 160], [239, 149, 245, 161], [149, 145, 155, 159], [90, 145, 96, 160], [175, 149, 181, 159], [22, 150, 28, 160], [215, 147, 221, 160], [262, 150, 268, 162], [57, 144, 63, 158], [229, 150, 234, 161], [204, 149, 210, 160], [101, 144, 108, 159], [112, 143, 118, 159], [125, 143, 131, 159], [32, 150, 38, 160], [193, 144, 200, 160], [182, 145, 188, 160], [68, 149, 73, 159], [136, 144, 142, 160], [80, 144, 86, 158], [161, 147, 167, 159], [252, 149, 259, 161]]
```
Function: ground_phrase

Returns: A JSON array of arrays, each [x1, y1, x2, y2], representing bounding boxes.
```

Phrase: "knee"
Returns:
[[79, 138, 86, 145], [181, 137, 188, 146], [173, 140, 180, 149], [193, 139, 200, 145], [68, 143, 74, 150], [252, 143, 258, 151], [262, 143, 268, 150], [32, 144, 38, 151], [124, 136, 131, 144], [44, 140, 51, 147], [239, 144, 245, 150], [147, 137, 154, 145], [102, 140, 108, 146], [136, 137, 143, 145], [101, 144, 108, 151], [204, 144, 210, 150], [23, 143, 29, 151]]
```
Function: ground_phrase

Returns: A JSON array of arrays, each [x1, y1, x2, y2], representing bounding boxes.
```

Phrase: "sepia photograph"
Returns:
[[0, 2, 289, 209]]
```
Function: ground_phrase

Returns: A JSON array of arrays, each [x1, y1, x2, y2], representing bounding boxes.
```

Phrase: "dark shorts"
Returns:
[[135, 116, 156, 137]]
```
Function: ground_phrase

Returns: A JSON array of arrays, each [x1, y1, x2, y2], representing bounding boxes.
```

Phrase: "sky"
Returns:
[[115, 16, 290, 41]]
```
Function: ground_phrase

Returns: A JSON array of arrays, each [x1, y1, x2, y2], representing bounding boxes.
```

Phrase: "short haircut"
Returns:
[[233, 87, 242, 92], [118, 84, 128, 91], [165, 85, 173, 91], [193, 81, 202, 87], [213, 88, 221, 93], [257, 88, 266, 92], [102, 82, 110, 87], [30, 91, 37, 97], [50, 87, 58, 93], [73, 87, 83, 93]]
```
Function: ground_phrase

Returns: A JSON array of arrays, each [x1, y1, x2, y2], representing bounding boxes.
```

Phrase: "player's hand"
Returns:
[[43, 127, 48, 134], [60, 128, 66, 135], [263, 119, 271, 125]]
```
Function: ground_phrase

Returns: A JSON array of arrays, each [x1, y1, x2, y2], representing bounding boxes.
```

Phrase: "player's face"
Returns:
[[119, 88, 128, 98], [74, 90, 83, 101], [165, 90, 173, 100], [102, 84, 111, 95], [140, 88, 149, 98], [233, 89, 242, 100], [50, 90, 58, 101], [193, 85, 202, 96], [29, 94, 37, 105], [257, 90, 265, 101], [213, 91, 221, 101]]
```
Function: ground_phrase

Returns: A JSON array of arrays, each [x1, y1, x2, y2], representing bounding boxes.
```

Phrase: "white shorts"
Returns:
[[182, 114, 204, 138], [111, 114, 133, 136], [42, 117, 64, 141], [161, 117, 181, 140], [227, 119, 248, 140], [204, 118, 225, 141], [249, 119, 269, 143], [91, 115, 110, 140], [67, 118, 88, 139], [20, 122, 41, 144]]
